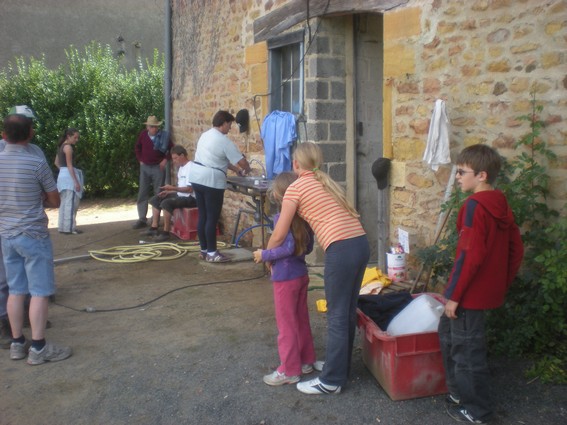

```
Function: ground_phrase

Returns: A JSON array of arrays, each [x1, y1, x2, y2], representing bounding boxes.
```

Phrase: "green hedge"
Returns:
[[0, 42, 165, 197]]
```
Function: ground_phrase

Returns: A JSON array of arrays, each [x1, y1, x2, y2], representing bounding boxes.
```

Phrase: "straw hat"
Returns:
[[144, 116, 162, 126]]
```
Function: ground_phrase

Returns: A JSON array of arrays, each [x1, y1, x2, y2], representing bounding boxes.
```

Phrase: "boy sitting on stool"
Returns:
[[143, 145, 196, 242]]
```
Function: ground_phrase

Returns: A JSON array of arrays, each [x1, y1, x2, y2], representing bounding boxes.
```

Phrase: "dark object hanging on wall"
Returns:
[[372, 158, 391, 190], [235, 109, 250, 133]]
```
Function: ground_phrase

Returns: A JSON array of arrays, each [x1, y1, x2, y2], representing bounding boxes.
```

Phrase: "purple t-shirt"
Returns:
[[261, 213, 314, 282]]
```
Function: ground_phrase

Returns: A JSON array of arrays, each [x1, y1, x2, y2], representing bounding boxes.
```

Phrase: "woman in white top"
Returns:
[[189, 111, 250, 262]]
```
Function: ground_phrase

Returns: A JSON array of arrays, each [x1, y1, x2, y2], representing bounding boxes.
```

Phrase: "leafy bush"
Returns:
[[0, 42, 165, 197], [416, 96, 567, 383]]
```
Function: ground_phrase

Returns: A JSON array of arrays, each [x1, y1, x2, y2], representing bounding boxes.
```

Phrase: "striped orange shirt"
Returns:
[[284, 171, 366, 251]]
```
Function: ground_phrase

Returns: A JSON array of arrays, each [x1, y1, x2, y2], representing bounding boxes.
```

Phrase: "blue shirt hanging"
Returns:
[[260, 111, 297, 179]]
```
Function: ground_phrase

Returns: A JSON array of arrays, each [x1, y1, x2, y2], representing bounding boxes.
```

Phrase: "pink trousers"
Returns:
[[273, 275, 316, 376]]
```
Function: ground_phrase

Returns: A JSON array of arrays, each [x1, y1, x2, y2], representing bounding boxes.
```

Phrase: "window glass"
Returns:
[[270, 42, 303, 114]]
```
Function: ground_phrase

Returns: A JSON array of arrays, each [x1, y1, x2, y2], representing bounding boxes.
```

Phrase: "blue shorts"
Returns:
[[1, 234, 55, 297]]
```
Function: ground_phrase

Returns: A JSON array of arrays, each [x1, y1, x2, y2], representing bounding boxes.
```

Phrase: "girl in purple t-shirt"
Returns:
[[254, 172, 317, 386]]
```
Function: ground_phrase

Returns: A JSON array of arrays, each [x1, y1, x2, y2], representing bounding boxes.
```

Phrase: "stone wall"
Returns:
[[305, 18, 349, 183], [171, 0, 567, 250], [383, 0, 567, 248], [171, 2, 353, 246], [171, 0, 278, 244]]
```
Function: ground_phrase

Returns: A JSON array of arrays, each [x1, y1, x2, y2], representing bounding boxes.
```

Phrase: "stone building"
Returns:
[[170, 0, 567, 267]]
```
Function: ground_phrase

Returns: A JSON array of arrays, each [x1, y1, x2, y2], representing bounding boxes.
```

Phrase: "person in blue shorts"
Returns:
[[0, 108, 72, 365]]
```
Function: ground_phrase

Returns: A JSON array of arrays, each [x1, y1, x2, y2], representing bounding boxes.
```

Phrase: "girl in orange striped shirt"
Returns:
[[262, 142, 370, 395]]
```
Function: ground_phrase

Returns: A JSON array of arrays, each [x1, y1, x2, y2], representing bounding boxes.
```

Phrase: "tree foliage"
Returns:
[[0, 42, 165, 197]]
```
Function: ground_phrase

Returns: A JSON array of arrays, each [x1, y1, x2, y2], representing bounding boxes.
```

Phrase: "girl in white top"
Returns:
[[55, 128, 83, 234]]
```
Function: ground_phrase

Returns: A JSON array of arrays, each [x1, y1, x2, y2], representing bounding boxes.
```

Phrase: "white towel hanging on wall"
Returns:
[[423, 99, 451, 171]]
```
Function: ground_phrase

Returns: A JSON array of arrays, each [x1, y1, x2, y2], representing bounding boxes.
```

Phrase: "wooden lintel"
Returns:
[[254, 0, 408, 43]]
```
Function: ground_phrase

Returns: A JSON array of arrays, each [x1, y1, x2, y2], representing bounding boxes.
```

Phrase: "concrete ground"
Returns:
[[0, 200, 565, 425]]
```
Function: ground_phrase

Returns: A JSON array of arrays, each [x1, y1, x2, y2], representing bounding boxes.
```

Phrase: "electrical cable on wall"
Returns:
[[251, 0, 332, 131]]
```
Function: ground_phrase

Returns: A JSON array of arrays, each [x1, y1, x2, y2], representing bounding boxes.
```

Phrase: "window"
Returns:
[[269, 31, 304, 114]]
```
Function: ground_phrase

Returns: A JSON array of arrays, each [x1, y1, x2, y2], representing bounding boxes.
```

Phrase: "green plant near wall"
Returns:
[[0, 42, 165, 197], [416, 95, 567, 383]]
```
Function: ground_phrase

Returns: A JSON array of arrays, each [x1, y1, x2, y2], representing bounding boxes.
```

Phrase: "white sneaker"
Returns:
[[296, 377, 341, 395], [27, 342, 72, 365], [302, 360, 325, 374], [313, 360, 325, 372], [263, 370, 300, 386], [301, 364, 313, 374], [10, 341, 28, 360]]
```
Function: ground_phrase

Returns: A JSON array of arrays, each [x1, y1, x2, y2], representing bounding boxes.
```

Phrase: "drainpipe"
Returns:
[[164, 0, 172, 183]]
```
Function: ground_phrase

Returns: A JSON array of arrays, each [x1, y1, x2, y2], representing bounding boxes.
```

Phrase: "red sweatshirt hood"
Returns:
[[469, 190, 515, 230]]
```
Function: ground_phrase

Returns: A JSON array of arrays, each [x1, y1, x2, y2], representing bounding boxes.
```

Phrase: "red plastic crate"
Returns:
[[170, 207, 219, 240], [170, 208, 199, 240], [357, 293, 448, 401]]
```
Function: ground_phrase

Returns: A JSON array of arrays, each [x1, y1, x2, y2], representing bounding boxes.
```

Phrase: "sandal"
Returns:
[[206, 252, 230, 263], [198, 252, 207, 261]]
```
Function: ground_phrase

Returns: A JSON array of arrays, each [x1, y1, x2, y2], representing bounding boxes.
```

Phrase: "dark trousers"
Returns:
[[438, 309, 493, 420], [191, 183, 224, 253], [149, 193, 197, 214], [320, 235, 370, 387]]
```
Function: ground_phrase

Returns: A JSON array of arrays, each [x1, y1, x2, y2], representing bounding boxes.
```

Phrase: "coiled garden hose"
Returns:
[[88, 241, 228, 263]]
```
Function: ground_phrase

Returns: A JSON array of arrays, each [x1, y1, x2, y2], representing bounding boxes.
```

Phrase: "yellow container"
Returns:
[[316, 299, 327, 313]]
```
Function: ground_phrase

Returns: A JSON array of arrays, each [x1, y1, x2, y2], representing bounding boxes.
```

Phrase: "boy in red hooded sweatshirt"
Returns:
[[440, 144, 524, 424]]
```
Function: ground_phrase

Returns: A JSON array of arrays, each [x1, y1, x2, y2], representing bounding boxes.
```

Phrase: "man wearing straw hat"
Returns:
[[132, 115, 173, 229]]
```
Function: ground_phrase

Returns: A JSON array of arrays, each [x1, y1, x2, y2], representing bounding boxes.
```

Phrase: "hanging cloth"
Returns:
[[260, 111, 297, 179], [423, 99, 451, 171], [152, 130, 170, 154]]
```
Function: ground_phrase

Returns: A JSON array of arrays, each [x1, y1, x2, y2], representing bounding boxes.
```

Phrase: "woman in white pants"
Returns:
[[55, 128, 83, 234]]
